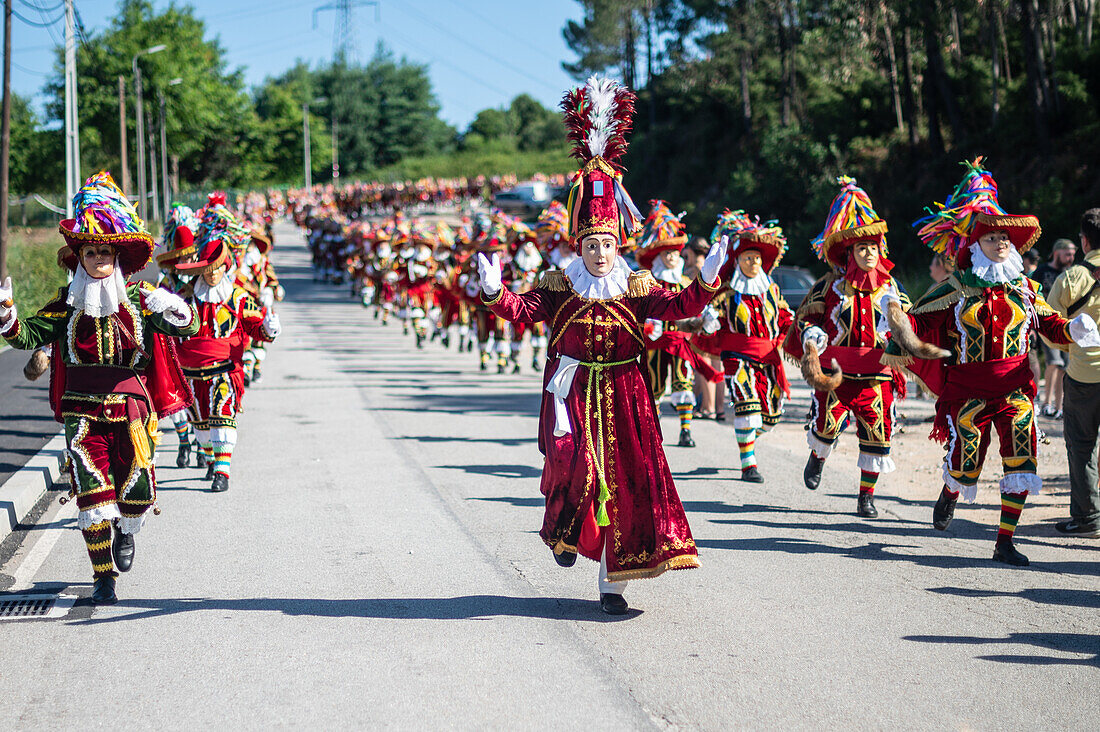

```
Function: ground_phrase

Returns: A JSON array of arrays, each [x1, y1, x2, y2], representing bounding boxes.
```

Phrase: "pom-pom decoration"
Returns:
[[811, 176, 888, 270]]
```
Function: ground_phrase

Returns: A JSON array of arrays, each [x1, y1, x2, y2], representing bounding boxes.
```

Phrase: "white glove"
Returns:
[[0, 277, 13, 321], [700, 235, 729, 285], [701, 306, 721, 335], [260, 287, 275, 309], [144, 287, 192, 326], [263, 311, 282, 339], [802, 325, 828, 352], [275, 285, 285, 301], [477, 252, 502, 297], [1069, 313, 1100, 348], [646, 318, 664, 341]]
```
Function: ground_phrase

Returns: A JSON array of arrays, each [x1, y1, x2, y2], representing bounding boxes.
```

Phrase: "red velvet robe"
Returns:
[[486, 270, 716, 582]]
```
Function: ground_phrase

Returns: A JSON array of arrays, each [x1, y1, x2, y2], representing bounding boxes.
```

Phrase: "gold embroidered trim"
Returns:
[[481, 286, 504, 306], [698, 275, 719, 293], [627, 270, 655, 297], [538, 270, 569, 291], [606, 553, 700, 582]]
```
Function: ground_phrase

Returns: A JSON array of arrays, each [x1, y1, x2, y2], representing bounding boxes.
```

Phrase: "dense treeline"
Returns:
[[564, 0, 1100, 277], [9, 0, 570, 196]]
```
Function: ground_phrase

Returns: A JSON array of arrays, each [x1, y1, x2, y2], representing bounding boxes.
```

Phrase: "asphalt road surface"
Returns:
[[0, 222, 1095, 729], [0, 347, 57, 486]]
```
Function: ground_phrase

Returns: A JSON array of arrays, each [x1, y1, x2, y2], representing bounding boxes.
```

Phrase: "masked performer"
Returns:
[[784, 178, 909, 518], [884, 159, 1100, 565], [174, 205, 281, 493], [0, 173, 197, 604], [476, 77, 727, 615]]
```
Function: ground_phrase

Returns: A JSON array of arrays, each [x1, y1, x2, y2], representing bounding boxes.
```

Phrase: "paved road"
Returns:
[[0, 222, 1096, 728], [0, 347, 57, 486]]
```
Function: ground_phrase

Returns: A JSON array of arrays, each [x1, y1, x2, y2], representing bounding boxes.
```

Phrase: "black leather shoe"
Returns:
[[112, 527, 135, 572], [205, 463, 215, 481], [176, 442, 190, 468], [932, 488, 958, 531], [857, 492, 878, 518], [211, 473, 229, 493], [803, 453, 825, 490], [512, 362, 521, 374], [678, 429, 696, 448], [992, 540, 1029, 566], [195, 448, 208, 469], [553, 549, 577, 567], [740, 466, 764, 483], [91, 576, 118, 605], [600, 593, 629, 615]]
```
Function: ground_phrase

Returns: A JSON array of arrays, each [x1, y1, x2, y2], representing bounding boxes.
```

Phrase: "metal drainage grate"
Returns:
[[0, 594, 76, 620]]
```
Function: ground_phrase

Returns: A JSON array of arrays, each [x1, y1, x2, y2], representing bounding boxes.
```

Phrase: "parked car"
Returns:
[[492, 181, 553, 218], [771, 265, 816, 307]]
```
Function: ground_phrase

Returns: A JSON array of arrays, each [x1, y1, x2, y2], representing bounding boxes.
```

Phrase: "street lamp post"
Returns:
[[160, 78, 180, 220], [132, 44, 166, 220], [303, 97, 326, 189]]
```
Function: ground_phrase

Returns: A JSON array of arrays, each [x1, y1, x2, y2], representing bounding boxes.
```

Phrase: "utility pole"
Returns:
[[332, 117, 339, 182], [64, 0, 80, 217], [118, 76, 129, 193], [159, 90, 169, 216], [148, 114, 159, 224], [132, 44, 165, 219], [0, 0, 12, 281], [303, 102, 312, 189], [313, 1, 379, 63]]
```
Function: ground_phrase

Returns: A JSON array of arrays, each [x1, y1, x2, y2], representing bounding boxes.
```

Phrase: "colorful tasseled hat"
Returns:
[[812, 177, 889, 270], [913, 157, 1040, 270], [156, 204, 199, 267], [508, 221, 539, 253], [533, 201, 569, 251], [59, 171, 154, 276], [408, 220, 438, 248], [561, 76, 643, 245], [712, 209, 787, 274], [434, 221, 456, 250], [635, 200, 689, 270], [175, 193, 247, 274]]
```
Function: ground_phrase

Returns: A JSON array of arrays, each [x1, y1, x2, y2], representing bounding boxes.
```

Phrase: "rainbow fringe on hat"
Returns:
[[913, 157, 1004, 258], [72, 171, 146, 236], [638, 200, 688, 250], [160, 203, 198, 250], [196, 192, 251, 250]]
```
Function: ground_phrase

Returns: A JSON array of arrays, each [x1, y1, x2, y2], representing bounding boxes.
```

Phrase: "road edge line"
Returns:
[[0, 432, 66, 545]]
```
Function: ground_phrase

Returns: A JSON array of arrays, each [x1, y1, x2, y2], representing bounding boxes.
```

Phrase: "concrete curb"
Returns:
[[0, 432, 66, 544]]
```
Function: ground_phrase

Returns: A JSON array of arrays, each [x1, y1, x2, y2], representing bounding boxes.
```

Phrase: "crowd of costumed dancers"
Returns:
[[280, 76, 1100, 615], [0, 178, 283, 604], [2, 76, 1098, 613]]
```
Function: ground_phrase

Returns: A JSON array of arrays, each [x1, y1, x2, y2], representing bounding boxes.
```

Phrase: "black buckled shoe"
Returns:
[[740, 466, 764, 483], [91, 575, 118, 605], [204, 463, 215, 481], [992, 540, 1029, 567], [553, 549, 577, 567], [600, 593, 629, 615], [932, 488, 958, 531], [211, 473, 229, 493], [857, 492, 878, 518], [112, 527, 135, 572], [803, 453, 825, 490], [678, 429, 696, 448], [176, 442, 191, 468]]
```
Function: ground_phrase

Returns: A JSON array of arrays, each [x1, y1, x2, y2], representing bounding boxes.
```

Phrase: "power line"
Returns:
[[378, 17, 512, 100], [17, 0, 63, 11], [448, 0, 562, 64], [391, 1, 561, 94], [13, 61, 53, 77], [11, 7, 62, 27]]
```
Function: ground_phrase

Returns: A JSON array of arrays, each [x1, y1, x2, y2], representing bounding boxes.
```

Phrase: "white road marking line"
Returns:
[[9, 501, 78, 592]]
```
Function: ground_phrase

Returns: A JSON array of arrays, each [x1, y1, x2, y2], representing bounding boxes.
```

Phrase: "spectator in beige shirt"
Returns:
[[1049, 208, 1100, 537]]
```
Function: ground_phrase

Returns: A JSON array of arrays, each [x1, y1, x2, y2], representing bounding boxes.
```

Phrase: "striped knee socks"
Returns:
[[174, 420, 190, 445], [859, 470, 879, 495], [83, 520, 116, 578], [212, 442, 232, 478], [735, 428, 757, 469], [674, 403, 693, 431], [998, 492, 1027, 544]]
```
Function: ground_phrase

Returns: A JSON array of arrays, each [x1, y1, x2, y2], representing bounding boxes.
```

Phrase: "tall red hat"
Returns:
[[175, 238, 231, 276], [562, 77, 642, 247]]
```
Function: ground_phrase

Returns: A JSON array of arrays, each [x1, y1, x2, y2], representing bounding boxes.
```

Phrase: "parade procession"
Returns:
[[1, 1, 1098, 728]]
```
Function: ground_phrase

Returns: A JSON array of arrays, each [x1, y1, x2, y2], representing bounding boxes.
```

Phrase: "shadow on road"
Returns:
[[469, 496, 543, 507], [926, 585, 1100, 610], [69, 594, 641, 625], [903, 632, 1099, 667], [438, 464, 542, 479]]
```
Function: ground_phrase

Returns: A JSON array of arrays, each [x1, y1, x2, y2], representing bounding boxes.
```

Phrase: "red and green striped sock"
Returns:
[[674, 403, 693, 431], [735, 428, 757, 469], [998, 492, 1027, 543], [859, 470, 879, 496]]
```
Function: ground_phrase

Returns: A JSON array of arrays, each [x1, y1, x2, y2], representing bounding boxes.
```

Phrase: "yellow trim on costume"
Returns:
[[606, 553, 700, 582]]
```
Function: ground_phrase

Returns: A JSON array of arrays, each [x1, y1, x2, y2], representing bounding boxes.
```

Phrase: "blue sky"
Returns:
[[10, 0, 584, 128]]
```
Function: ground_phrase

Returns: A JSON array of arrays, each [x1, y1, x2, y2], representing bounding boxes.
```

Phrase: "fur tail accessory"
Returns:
[[886, 300, 951, 359], [800, 343, 843, 392]]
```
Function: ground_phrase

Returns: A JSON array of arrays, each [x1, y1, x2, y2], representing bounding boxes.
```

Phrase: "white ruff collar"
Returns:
[[550, 248, 577, 269], [730, 269, 771, 295], [651, 258, 684, 284], [564, 255, 630, 300], [969, 243, 1025, 284], [194, 274, 235, 303], [67, 261, 129, 317]]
